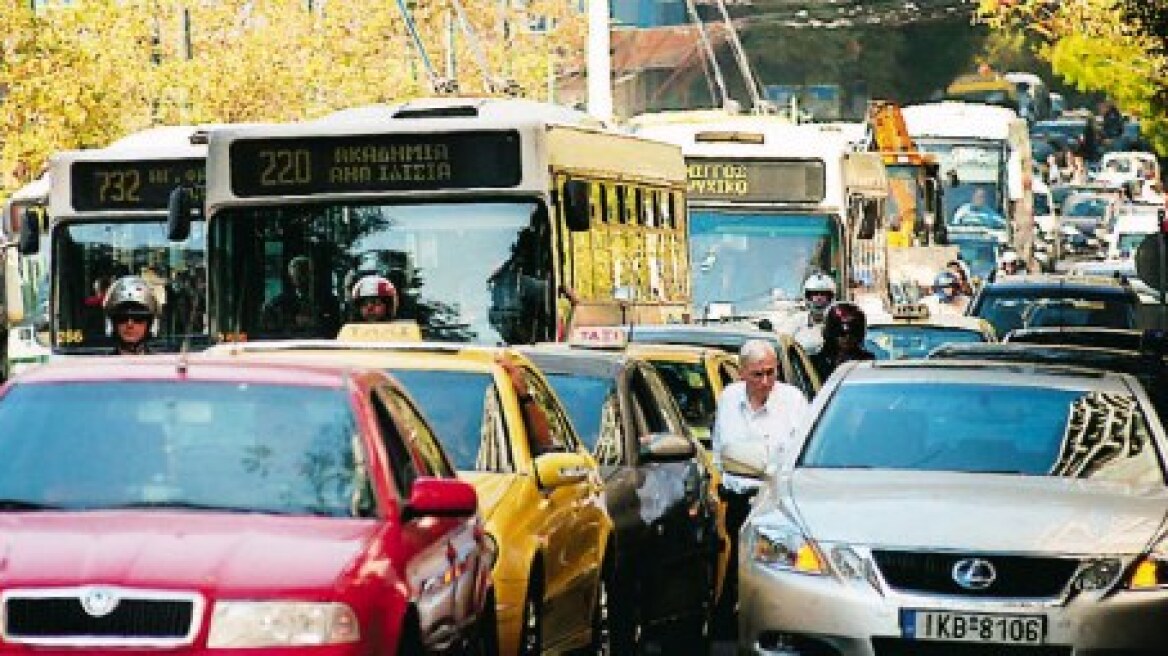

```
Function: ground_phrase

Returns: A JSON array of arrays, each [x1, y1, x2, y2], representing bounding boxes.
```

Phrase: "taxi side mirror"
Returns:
[[640, 433, 697, 463], [721, 441, 769, 479], [403, 477, 478, 520], [562, 180, 591, 232], [534, 451, 592, 489]]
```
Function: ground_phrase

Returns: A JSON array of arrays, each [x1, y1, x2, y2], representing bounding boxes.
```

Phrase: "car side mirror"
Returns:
[[403, 477, 478, 521], [721, 441, 769, 479], [640, 433, 697, 463], [534, 451, 593, 489], [167, 186, 196, 242], [562, 180, 591, 232]]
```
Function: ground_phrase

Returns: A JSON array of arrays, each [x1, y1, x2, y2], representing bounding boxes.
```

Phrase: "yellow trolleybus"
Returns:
[[177, 98, 691, 345]]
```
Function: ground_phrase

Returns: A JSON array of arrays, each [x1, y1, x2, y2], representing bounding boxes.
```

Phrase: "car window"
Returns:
[[391, 369, 513, 473], [718, 360, 739, 388], [370, 390, 419, 498], [651, 359, 717, 432], [379, 386, 455, 479], [801, 382, 1164, 485], [522, 368, 578, 453], [543, 372, 620, 460], [628, 366, 672, 440], [786, 345, 818, 399], [865, 326, 989, 360]]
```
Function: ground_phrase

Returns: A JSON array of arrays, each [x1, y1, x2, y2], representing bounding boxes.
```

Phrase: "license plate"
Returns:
[[902, 609, 1046, 645]]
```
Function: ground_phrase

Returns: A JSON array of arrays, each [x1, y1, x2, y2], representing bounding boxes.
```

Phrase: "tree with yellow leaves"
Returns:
[[0, 0, 585, 196]]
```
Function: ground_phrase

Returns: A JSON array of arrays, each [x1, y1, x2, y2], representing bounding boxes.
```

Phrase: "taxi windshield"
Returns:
[[541, 373, 616, 452], [690, 211, 842, 315], [975, 292, 1136, 336], [801, 382, 1164, 484], [52, 219, 207, 353], [211, 200, 552, 345], [650, 360, 717, 431], [390, 369, 509, 471], [865, 325, 987, 360], [0, 382, 367, 516]]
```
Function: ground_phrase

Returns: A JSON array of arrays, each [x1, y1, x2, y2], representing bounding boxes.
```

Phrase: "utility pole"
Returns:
[[587, 0, 612, 121]]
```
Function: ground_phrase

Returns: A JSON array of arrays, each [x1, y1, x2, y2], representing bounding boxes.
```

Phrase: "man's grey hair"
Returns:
[[739, 339, 776, 368]]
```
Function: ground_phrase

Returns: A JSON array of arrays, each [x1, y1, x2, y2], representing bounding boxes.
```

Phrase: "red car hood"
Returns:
[[0, 512, 379, 593]]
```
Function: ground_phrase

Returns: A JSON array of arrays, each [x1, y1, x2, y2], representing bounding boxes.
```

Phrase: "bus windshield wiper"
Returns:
[[0, 499, 66, 511]]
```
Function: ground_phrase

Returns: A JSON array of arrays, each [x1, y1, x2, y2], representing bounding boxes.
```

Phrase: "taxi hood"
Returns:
[[787, 469, 1168, 554], [0, 512, 378, 592]]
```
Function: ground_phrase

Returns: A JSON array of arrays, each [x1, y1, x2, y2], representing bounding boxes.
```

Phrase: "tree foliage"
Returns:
[[980, 0, 1168, 154], [0, 0, 584, 194]]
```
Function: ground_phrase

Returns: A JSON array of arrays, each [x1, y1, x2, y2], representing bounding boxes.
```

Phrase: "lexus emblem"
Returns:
[[952, 558, 997, 590], [79, 587, 120, 618]]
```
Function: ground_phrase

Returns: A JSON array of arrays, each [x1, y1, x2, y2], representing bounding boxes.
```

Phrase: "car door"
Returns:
[[367, 386, 461, 647], [519, 366, 603, 647], [380, 385, 485, 633]]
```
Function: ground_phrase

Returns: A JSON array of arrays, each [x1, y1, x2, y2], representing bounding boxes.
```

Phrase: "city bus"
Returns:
[[631, 112, 888, 326], [175, 98, 691, 345], [38, 126, 208, 354], [902, 102, 1036, 266]]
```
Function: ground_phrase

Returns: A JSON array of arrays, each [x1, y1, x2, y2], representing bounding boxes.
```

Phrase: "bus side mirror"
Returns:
[[167, 187, 194, 241], [562, 180, 591, 232], [18, 206, 44, 256], [855, 199, 879, 240], [3, 246, 23, 326]]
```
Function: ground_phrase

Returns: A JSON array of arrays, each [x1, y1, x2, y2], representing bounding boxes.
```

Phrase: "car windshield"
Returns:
[[389, 369, 508, 471], [974, 291, 1135, 336], [212, 200, 552, 345], [542, 373, 616, 452], [801, 382, 1163, 483], [949, 237, 998, 280], [1065, 196, 1111, 218], [866, 326, 988, 360], [651, 360, 718, 431], [1032, 120, 1086, 142], [690, 211, 842, 315], [0, 381, 366, 516], [53, 219, 207, 352], [1118, 233, 1151, 257]]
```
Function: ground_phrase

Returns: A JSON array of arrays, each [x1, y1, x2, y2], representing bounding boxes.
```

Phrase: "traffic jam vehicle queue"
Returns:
[[208, 338, 617, 655], [0, 356, 496, 654]]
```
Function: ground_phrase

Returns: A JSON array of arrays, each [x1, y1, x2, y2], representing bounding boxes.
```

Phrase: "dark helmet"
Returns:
[[823, 302, 867, 343]]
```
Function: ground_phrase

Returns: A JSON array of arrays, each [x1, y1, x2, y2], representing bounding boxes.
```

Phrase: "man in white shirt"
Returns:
[[714, 339, 811, 484]]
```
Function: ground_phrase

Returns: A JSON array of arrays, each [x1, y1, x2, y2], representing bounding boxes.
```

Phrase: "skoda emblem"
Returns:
[[952, 558, 997, 590], [79, 587, 120, 618]]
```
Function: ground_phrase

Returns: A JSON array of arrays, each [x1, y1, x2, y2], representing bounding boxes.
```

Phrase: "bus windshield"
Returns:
[[53, 219, 207, 352], [211, 200, 554, 345], [918, 141, 1005, 224], [690, 211, 841, 314]]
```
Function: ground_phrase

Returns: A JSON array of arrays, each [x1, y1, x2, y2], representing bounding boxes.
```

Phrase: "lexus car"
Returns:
[[734, 360, 1168, 655]]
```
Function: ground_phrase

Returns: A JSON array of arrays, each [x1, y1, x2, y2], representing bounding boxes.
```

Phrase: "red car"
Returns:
[[0, 357, 496, 654]]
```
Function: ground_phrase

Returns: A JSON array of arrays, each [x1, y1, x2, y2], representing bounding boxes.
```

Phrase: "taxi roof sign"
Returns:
[[890, 303, 930, 320], [337, 321, 423, 343], [569, 325, 629, 349]]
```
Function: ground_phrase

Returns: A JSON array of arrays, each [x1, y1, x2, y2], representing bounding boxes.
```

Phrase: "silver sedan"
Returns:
[[729, 361, 1168, 655]]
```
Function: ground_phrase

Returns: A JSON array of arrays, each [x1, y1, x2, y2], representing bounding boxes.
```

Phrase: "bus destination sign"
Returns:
[[229, 130, 522, 197], [687, 158, 826, 203], [72, 159, 205, 212]]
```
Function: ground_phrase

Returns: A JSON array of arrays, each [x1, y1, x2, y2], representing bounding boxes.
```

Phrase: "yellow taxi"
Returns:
[[209, 338, 616, 656], [865, 303, 998, 360]]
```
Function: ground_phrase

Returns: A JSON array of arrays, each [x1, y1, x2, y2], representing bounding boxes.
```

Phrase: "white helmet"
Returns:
[[1001, 250, 1020, 265], [103, 276, 160, 317], [351, 275, 397, 303], [802, 273, 837, 298]]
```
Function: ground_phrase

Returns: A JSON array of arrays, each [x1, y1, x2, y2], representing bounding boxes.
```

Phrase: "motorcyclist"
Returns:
[[927, 271, 970, 316], [103, 275, 160, 355], [793, 272, 837, 353], [810, 302, 876, 380], [350, 275, 398, 323], [998, 250, 1022, 277]]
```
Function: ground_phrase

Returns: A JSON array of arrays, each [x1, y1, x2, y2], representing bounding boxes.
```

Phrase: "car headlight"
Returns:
[[750, 524, 825, 575], [207, 601, 360, 647], [1127, 555, 1168, 591]]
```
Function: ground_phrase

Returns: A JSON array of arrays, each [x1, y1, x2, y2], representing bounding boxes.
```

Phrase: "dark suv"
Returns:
[[967, 275, 1140, 338]]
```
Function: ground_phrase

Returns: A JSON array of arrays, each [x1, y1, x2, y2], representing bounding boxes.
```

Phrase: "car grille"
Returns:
[[872, 550, 1080, 598], [2, 588, 200, 647], [871, 638, 1071, 655]]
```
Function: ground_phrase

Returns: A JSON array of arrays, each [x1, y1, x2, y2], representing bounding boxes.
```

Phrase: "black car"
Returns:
[[967, 274, 1140, 337], [520, 345, 724, 651], [625, 324, 821, 400], [927, 341, 1168, 421], [1004, 327, 1148, 351]]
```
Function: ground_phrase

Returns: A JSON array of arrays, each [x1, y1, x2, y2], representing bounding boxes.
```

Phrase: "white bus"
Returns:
[[40, 126, 208, 354], [902, 102, 1035, 265], [177, 98, 691, 345], [632, 113, 888, 325]]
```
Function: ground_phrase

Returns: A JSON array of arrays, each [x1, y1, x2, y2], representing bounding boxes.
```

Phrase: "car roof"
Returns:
[[840, 360, 1132, 392], [1003, 327, 1145, 351], [927, 342, 1159, 375], [624, 342, 726, 362], [11, 355, 353, 388], [625, 324, 790, 351], [979, 274, 1136, 295], [206, 340, 507, 374], [518, 345, 629, 379]]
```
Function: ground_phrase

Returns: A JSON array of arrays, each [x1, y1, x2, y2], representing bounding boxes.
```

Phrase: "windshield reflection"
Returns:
[[212, 201, 554, 345], [54, 220, 207, 352], [690, 211, 841, 314]]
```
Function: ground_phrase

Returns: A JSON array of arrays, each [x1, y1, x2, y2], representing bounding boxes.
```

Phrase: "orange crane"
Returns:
[[863, 100, 944, 247]]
